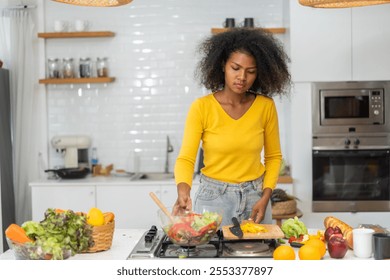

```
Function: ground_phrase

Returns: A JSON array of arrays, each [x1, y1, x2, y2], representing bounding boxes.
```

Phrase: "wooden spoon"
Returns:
[[149, 192, 174, 223]]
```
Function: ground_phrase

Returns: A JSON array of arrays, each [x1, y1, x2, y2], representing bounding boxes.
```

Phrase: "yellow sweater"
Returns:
[[174, 93, 282, 190]]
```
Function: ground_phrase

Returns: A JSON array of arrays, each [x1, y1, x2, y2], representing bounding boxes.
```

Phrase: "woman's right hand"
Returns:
[[173, 183, 192, 215]]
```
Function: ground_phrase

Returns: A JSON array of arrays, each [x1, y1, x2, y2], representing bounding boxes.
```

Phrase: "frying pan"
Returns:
[[45, 167, 90, 179]]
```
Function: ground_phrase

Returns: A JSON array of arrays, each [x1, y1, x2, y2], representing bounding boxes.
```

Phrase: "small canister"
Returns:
[[373, 233, 390, 260], [47, 58, 61, 78], [96, 57, 109, 77], [62, 58, 75, 78], [79, 57, 92, 78]]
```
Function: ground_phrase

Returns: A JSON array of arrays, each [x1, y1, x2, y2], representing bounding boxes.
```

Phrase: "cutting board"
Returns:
[[222, 224, 285, 240]]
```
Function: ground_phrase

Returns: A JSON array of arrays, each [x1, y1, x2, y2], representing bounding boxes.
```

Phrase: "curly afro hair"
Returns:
[[195, 28, 291, 97]]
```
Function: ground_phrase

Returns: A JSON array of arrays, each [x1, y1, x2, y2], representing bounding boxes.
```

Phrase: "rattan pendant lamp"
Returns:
[[299, 0, 390, 8], [51, 0, 133, 7]]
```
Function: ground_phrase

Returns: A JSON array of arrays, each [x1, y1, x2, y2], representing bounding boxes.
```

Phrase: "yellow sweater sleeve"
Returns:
[[174, 99, 203, 187], [175, 94, 282, 189]]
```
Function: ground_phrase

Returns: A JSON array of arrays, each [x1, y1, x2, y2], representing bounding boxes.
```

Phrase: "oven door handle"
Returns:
[[313, 149, 390, 157]]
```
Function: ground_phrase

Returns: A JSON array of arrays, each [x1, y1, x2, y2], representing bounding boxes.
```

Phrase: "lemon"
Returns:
[[87, 207, 105, 226]]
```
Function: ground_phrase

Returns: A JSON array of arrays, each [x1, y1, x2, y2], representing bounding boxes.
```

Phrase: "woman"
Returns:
[[173, 28, 291, 226]]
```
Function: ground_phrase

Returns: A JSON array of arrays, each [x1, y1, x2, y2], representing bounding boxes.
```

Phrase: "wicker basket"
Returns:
[[85, 220, 115, 253], [272, 200, 297, 216]]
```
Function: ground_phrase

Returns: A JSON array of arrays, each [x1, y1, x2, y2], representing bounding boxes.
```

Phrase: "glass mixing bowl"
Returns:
[[7, 238, 72, 260], [158, 206, 223, 247]]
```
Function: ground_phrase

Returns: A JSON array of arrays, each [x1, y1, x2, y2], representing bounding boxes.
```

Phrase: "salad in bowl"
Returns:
[[158, 206, 222, 247]]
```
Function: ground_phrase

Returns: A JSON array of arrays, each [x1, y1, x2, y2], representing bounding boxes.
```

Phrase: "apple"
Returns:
[[327, 235, 348, 259], [324, 226, 342, 242]]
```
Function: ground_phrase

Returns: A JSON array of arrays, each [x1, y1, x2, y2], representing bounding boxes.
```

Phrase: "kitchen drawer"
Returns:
[[31, 185, 96, 221]]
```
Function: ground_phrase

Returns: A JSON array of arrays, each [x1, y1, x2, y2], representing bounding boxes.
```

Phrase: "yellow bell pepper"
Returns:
[[240, 221, 267, 234]]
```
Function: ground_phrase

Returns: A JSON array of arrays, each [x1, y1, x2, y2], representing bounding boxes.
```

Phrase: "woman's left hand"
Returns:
[[250, 188, 272, 223]]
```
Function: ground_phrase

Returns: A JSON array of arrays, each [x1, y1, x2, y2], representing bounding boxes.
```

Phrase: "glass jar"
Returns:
[[47, 58, 61, 78], [96, 57, 109, 77], [62, 58, 75, 78], [79, 57, 92, 78]]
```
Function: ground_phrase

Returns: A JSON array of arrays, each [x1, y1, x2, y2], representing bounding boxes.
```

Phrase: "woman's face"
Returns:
[[223, 51, 257, 94]]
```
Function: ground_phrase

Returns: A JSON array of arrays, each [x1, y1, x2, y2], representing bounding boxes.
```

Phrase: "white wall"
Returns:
[[39, 0, 291, 173]]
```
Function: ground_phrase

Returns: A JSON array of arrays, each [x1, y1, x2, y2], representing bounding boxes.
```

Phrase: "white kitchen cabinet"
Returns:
[[352, 6, 390, 80], [96, 184, 161, 229], [31, 185, 96, 221], [290, 2, 390, 82], [290, 1, 351, 82]]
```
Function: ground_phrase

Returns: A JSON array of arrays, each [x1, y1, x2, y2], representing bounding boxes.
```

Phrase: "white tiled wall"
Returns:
[[43, 0, 291, 172]]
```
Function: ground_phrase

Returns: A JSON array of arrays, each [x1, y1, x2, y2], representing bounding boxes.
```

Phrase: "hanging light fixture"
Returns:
[[299, 0, 390, 8], [51, 0, 133, 7]]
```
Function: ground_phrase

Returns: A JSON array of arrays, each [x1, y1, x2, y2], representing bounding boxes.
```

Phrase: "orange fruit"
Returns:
[[306, 238, 326, 258], [298, 244, 322, 260], [273, 245, 296, 260], [103, 212, 115, 224]]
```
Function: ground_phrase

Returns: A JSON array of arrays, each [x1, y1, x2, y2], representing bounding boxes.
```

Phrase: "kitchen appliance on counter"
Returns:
[[128, 226, 278, 259], [312, 81, 390, 212], [51, 135, 91, 169]]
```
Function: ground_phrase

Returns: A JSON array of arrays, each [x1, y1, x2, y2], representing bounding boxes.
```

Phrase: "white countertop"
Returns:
[[29, 175, 177, 186], [0, 229, 144, 260], [0, 228, 373, 260]]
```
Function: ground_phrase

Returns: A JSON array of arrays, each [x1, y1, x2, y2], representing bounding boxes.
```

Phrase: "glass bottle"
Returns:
[[91, 147, 99, 171], [79, 57, 92, 78], [96, 57, 109, 77], [47, 58, 60, 78], [62, 58, 75, 78]]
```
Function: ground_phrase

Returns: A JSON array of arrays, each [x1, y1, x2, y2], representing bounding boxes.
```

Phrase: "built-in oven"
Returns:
[[312, 81, 390, 212], [312, 147, 390, 212]]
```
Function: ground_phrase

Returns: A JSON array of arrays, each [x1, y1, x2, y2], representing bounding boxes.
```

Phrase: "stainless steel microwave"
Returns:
[[312, 81, 390, 136]]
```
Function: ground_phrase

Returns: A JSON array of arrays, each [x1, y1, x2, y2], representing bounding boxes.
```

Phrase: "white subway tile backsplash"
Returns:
[[44, 0, 289, 172]]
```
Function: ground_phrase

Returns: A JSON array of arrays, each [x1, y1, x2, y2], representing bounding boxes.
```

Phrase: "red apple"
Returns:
[[327, 235, 348, 259], [324, 226, 342, 242]]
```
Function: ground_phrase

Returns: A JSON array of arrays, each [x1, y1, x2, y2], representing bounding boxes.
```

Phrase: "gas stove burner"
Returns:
[[173, 247, 200, 258], [224, 242, 271, 257], [162, 243, 219, 258]]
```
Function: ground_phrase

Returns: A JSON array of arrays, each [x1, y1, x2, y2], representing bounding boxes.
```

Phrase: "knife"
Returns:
[[229, 217, 243, 238]]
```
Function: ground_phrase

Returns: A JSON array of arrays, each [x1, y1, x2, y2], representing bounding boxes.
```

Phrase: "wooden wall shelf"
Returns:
[[278, 176, 293, 184], [211, 27, 286, 35], [38, 31, 115, 39], [39, 77, 115, 84]]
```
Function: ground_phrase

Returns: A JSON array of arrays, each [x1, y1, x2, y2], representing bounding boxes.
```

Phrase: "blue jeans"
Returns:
[[194, 174, 272, 226]]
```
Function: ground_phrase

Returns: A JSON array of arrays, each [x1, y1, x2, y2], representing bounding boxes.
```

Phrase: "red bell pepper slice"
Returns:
[[167, 222, 201, 242], [198, 221, 217, 235]]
